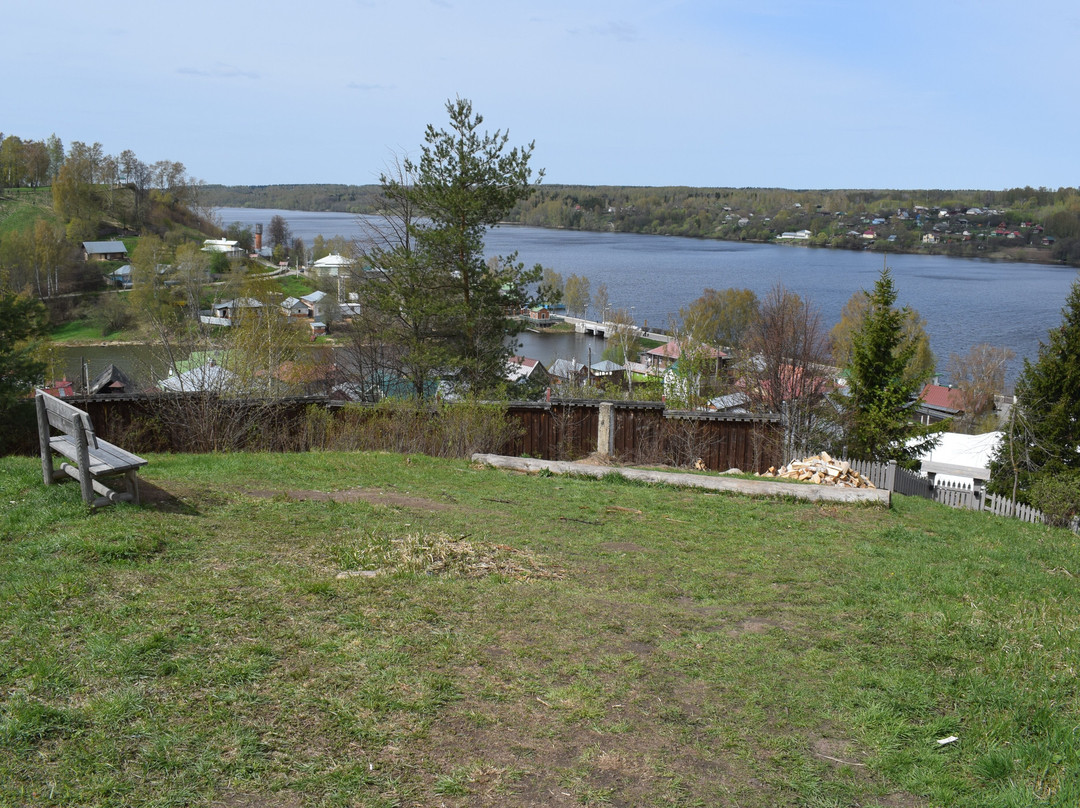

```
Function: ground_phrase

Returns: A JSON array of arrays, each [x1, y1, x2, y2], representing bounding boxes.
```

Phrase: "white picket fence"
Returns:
[[844, 457, 1054, 528]]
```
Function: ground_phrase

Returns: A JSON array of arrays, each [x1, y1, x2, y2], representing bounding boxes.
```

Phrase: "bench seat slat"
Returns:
[[50, 436, 148, 475]]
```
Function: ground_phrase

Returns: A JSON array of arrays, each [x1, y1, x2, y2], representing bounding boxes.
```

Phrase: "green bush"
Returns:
[[1028, 470, 1080, 528]]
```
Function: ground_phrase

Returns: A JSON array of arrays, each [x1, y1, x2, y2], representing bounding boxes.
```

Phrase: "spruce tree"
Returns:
[[840, 267, 939, 465], [991, 279, 1080, 499]]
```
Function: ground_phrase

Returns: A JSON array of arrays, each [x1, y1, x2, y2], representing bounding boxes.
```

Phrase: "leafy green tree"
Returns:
[[349, 157, 459, 399], [679, 287, 759, 348], [602, 307, 640, 367], [538, 267, 563, 306], [130, 236, 180, 332], [563, 273, 590, 317], [0, 291, 48, 451], [0, 136, 25, 189], [839, 267, 940, 465], [311, 234, 328, 262], [991, 280, 1080, 502], [225, 222, 254, 252]]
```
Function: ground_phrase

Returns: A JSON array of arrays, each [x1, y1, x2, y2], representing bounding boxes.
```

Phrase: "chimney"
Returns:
[[255, 223, 263, 251]]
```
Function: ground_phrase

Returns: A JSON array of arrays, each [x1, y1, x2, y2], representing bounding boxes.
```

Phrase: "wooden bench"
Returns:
[[35, 390, 148, 508]]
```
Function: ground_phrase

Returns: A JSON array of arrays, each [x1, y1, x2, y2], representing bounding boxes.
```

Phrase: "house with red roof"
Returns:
[[916, 383, 965, 425]]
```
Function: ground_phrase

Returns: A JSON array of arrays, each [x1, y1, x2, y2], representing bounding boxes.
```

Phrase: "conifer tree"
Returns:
[[840, 267, 939, 465], [991, 279, 1080, 499], [357, 98, 544, 397], [0, 291, 47, 452]]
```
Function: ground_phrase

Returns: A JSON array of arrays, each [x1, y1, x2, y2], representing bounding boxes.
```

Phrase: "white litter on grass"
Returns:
[[937, 736, 959, 746]]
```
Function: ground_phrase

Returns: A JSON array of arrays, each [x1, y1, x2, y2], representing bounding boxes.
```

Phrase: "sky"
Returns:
[[3, 0, 1078, 190]]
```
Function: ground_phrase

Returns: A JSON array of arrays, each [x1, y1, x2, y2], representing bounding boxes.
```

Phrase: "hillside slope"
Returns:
[[1, 451, 1076, 807]]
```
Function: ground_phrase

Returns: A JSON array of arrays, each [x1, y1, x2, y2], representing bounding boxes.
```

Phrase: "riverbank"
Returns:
[[770, 238, 1063, 266]]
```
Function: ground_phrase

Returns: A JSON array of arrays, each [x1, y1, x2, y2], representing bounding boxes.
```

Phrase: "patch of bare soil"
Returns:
[[246, 487, 452, 511], [727, 617, 782, 637], [389, 696, 738, 808]]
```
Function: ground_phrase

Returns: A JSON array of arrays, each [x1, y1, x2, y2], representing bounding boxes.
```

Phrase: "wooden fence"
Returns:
[[10, 395, 784, 473], [503, 401, 782, 473], [847, 456, 1060, 528], [846, 458, 936, 498]]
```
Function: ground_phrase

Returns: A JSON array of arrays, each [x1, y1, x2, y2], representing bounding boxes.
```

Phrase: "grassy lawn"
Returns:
[[1, 452, 1077, 807], [277, 275, 317, 299], [49, 318, 129, 343], [0, 189, 58, 238]]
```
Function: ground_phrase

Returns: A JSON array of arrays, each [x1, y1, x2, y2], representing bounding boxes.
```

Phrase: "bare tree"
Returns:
[[946, 343, 1015, 432], [742, 284, 834, 463]]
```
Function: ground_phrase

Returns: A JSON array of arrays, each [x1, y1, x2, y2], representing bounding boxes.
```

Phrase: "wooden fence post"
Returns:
[[597, 402, 615, 458], [972, 476, 987, 511]]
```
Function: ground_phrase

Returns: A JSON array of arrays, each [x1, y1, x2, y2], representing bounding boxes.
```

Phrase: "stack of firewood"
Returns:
[[758, 452, 876, 489]]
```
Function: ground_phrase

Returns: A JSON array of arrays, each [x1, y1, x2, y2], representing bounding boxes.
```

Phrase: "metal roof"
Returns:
[[83, 240, 128, 253]]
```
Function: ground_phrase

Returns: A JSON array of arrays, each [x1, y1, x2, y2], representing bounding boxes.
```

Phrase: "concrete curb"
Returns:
[[471, 454, 892, 507]]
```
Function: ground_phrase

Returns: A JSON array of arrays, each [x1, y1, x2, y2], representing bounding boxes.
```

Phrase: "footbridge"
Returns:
[[560, 316, 671, 343]]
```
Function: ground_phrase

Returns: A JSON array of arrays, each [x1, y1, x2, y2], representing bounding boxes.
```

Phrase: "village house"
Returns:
[[280, 296, 310, 318], [280, 291, 332, 320], [201, 238, 244, 257], [157, 358, 237, 393], [506, 356, 549, 386], [82, 240, 128, 261], [916, 383, 965, 426], [642, 341, 726, 376], [301, 290, 330, 320], [549, 358, 588, 386], [310, 253, 354, 278], [106, 264, 133, 288], [589, 359, 625, 385], [87, 364, 134, 396], [212, 297, 263, 321]]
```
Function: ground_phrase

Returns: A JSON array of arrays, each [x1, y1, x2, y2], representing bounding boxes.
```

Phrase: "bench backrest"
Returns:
[[36, 390, 98, 450]]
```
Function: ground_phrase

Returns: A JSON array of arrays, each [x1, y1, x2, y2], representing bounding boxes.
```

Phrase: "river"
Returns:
[[61, 208, 1078, 387], [215, 207, 1078, 384]]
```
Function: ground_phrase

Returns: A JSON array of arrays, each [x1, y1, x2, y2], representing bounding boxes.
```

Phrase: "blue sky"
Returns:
[[3, 0, 1077, 189]]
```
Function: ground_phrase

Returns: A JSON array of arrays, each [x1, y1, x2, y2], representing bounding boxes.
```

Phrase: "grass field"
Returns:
[[1, 452, 1077, 807], [49, 317, 129, 343], [277, 275, 317, 299], [0, 188, 58, 238]]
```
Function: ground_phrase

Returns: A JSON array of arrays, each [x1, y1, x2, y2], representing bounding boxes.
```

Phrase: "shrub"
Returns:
[[1028, 471, 1080, 528], [305, 399, 523, 458]]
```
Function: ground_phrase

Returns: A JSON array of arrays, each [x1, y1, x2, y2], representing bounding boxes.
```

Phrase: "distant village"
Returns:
[[63, 234, 986, 442]]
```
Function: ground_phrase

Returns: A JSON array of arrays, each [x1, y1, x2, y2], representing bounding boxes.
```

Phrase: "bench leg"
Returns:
[[36, 396, 55, 486], [125, 470, 141, 506], [75, 429, 94, 506]]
